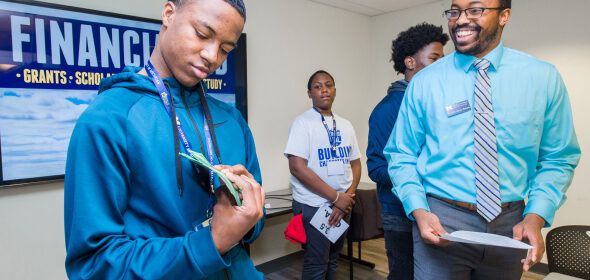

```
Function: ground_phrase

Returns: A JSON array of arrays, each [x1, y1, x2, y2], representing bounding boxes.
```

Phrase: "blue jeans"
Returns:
[[382, 214, 413, 280], [413, 196, 528, 280], [293, 201, 347, 280]]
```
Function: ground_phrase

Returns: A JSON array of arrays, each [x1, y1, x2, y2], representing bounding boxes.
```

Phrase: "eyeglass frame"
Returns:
[[443, 7, 507, 20]]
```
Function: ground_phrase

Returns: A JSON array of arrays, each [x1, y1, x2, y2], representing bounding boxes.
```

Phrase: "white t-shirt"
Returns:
[[284, 108, 361, 207]]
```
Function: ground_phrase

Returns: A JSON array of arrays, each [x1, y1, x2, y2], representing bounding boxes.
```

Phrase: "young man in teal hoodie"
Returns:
[[64, 0, 266, 279]]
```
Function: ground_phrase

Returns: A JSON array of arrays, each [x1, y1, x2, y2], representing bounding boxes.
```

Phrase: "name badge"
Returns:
[[326, 160, 345, 176], [445, 100, 471, 117]]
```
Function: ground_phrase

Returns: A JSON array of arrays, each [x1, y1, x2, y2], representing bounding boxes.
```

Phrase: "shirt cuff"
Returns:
[[243, 209, 266, 244], [523, 198, 556, 227], [187, 228, 230, 276], [284, 150, 307, 160], [403, 193, 430, 221]]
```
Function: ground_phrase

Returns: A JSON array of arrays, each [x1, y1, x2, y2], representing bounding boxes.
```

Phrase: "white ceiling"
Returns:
[[308, 0, 442, 17]]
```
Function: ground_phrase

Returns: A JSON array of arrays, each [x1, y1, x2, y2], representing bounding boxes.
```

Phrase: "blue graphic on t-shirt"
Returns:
[[317, 145, 351, 167], [329, 129, 342, 147]]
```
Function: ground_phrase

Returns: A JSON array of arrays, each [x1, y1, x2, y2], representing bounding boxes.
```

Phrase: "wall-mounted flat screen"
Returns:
[[0, 0, 248, 187]]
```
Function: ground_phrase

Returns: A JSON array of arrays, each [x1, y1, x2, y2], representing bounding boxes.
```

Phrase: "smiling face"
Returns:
[[308, 72, 336, 113], [156, 0, 244, 87], [449, 0, 510, 57]]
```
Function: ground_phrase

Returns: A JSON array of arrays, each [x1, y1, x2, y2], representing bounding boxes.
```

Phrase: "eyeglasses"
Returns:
[[443, 7, 506, 20]]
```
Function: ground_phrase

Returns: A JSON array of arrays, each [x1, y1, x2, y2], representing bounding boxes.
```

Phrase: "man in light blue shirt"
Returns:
[[384, 0, 581, 279]]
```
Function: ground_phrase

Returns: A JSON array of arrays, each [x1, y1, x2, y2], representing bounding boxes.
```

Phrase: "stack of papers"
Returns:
[[441, 230, 533, 249]]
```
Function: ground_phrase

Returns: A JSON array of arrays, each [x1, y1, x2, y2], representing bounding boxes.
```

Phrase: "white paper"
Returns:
[[441, 230, 533, 249], [309, 204, 349, 243]]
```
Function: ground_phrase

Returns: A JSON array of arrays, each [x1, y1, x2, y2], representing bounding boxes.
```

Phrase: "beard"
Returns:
[[452, 23, 501, 56]]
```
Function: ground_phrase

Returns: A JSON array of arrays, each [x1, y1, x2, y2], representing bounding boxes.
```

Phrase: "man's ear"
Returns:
[[404, 56, 415, 71], [307, 90, 312, 98], [162, 1, 177, 29], [499, 8, 511, 27]]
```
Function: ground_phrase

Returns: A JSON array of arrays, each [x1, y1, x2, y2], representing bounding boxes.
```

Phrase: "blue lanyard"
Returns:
[[203, 117, 215, 190], [145, 61, 216, 191], [313, 107, 337, 151]]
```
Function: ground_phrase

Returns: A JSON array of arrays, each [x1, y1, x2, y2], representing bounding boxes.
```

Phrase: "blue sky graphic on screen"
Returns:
[[0, 1, 238, 183]]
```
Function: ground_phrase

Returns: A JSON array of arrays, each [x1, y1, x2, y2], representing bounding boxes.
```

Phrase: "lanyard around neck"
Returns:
[[313, 107, 337, 151], [145, 61, 218, 191]]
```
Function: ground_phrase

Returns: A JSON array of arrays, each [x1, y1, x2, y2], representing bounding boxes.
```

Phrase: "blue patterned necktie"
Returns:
[[473, 58, 501, 222]]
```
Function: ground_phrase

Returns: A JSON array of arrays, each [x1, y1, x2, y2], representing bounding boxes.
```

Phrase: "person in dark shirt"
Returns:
[[366, 22, 448, 280]]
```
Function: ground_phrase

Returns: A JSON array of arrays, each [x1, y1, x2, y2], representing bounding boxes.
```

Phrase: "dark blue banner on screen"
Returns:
[[0, 1, 245, 186]]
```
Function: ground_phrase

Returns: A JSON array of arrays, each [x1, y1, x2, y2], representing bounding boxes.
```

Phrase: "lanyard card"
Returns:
[[326, 160, 345, 176]]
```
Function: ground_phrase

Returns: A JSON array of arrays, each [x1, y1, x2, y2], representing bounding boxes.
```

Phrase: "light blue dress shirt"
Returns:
[[384, 43, 581, 226]]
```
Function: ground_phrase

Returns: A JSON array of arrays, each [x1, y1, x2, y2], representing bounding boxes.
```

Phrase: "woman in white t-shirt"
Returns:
[[284, 70, 361, 280]]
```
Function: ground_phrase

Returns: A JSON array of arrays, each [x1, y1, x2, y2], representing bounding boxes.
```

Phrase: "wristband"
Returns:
[[332, 192, 340, 204]]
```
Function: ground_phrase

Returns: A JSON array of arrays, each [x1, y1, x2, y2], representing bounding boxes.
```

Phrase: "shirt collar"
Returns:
[[454, 42, 505, 73]]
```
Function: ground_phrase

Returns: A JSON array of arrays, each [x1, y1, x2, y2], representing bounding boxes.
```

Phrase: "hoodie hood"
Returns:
[[99, 66, 159, 95], [99, 66, 204, 107], [386, 79, 409, 95]]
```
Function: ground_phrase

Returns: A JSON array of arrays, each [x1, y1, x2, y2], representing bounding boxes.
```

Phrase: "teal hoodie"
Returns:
[[64, 67, 264, 279]]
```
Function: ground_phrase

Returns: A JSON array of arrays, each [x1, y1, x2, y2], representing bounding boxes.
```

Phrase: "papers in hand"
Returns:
[[179, 149, 242, 206], [441, 230, 533, 250], [309, 204, 349, 243]]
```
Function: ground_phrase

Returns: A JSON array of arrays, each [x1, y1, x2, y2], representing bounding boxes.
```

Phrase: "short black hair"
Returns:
[[307, 70, 335, 91], [169, 0, 246, 20], [499, 0, 511, 8], [391, 22, 449, 74]]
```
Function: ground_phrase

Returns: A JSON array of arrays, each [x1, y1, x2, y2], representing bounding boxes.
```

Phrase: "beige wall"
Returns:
[[1, 0, 588, 279], [242, 0, 373, 191]]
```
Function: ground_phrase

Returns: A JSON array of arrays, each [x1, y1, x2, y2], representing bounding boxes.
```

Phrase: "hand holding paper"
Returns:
[[412, 209, 450, 246], [180, 149, 242, 206], [309, 204, 349, 243], [209, 169, 265, 254]]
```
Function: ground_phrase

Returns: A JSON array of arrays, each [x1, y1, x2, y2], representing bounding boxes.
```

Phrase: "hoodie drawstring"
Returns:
[[165, 81, 185, 197]]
